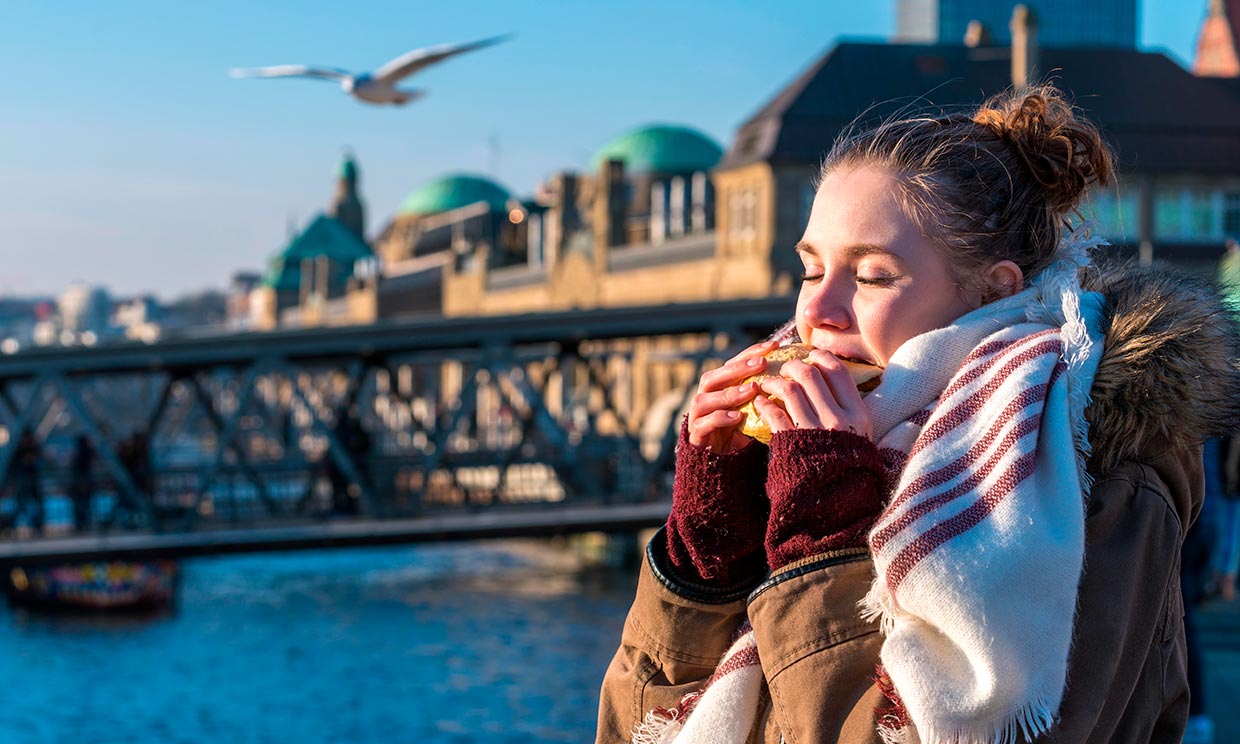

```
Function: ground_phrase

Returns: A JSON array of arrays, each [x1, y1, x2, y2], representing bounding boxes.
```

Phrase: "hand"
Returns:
[[753, 348, 873, 440], [686, 339, 779, 452]]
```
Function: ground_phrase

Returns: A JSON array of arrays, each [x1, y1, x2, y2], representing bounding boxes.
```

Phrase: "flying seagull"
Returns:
[[229, 35, 510, 106]]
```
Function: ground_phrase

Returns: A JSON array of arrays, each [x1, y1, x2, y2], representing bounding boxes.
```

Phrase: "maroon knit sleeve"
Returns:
[[664, 421, 769, 587], [765, 428, 884, 571]]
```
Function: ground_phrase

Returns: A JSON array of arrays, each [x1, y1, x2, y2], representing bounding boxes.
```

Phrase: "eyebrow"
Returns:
[[795, 241, 899, 260]]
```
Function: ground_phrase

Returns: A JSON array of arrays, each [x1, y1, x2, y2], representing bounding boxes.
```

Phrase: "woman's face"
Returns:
[[795, 164, 977, 367]]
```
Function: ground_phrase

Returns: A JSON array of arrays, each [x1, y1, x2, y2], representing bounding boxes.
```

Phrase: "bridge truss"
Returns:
[[0, 298, 794, 543]]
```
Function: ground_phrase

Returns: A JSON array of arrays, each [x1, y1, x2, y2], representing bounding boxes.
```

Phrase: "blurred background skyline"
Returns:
[[0, 0, 1206, 299]]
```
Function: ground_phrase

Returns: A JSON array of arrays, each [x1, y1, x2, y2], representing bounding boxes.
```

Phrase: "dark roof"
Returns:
[[720, 42, 1240, 175]]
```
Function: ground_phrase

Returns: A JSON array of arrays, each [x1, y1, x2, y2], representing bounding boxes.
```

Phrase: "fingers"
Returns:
[[753, 394, 794, 435], [687, 409, 743, 446], [687, 381, 761, 449], [806, 349, 867, 413], [697, 339, 778, 394], [755, 353, 873, 438], [691, 381, 760, 419]]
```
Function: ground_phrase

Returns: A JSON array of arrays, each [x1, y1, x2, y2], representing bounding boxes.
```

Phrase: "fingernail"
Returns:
[[746, 358, 762, 367], [727, 410, 741, 419]]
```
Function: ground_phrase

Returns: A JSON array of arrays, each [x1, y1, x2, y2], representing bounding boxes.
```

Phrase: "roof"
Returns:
[[591, 124, 723, 174], [719, 41, 1240, 175], [398, 173, 512, 216], [261, 214, 373, 291]]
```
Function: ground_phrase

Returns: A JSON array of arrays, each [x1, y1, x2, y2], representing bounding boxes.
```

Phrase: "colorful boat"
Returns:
[[3, 560, 179, 611]]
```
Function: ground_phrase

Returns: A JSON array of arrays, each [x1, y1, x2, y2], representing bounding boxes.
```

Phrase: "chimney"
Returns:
[[1193, 0, 1240, 77], [593, 159, 626, 251], [964, 20, 993, 48], [1010, 5, 1039, 89], [543, 172, 580, 268]]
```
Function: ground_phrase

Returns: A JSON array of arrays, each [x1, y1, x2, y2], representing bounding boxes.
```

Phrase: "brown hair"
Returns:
[[823, 84, 1115, 281]]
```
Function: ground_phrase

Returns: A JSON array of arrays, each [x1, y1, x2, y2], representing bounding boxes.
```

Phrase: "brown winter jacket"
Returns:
[[597, 266, 1240, 744]]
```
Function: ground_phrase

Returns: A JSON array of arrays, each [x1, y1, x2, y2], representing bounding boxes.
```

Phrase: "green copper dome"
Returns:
[[591, 124, 723, 174], [398, 173, 512, 216]]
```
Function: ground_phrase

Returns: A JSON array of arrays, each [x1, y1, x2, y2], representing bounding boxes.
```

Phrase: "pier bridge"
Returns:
[[0, 297, 794, 564]]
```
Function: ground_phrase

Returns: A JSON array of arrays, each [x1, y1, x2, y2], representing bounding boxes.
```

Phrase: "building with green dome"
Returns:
[[585, 123, 721, 248], [439, 122, 729, 316], [373, 172, 533, 270], [590, 124, 723, 175], [254, 155, 373, 328], [397, 173, 513, 217]]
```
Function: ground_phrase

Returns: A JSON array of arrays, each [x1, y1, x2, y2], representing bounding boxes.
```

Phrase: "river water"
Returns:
[[0, 541, 638, 743]]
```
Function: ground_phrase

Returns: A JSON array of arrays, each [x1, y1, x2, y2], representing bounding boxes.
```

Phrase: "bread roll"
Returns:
[[736, 343, 882, 444]]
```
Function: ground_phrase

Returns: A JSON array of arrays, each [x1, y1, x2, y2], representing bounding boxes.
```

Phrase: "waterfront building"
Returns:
[[895, 0, 1137, 48], [720, 5, 1240, 276], [253, 154, 374, 329], [257, 1, 1240, 331], [440, 124, 728, 316], [348, 173, 529, 322]]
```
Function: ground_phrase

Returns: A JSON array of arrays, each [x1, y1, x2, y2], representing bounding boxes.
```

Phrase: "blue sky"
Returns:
[[0, 0, 1207, 298]]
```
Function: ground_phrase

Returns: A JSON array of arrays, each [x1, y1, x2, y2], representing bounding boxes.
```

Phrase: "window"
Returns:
[[1225, 192, 1240, 239], [1189, 190, 1215, 237], [1154, 189, 1182, 238], [1082, 187, 1136, 240], [728, 191, 741, 241], [740, 189, 756, 241], [1155, 186, 1236, 242]]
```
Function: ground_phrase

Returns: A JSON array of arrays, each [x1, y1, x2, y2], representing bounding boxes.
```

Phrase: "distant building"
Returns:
[[57, 284, 113, 343], [721, 6, 1240, 276], [440, 123, 731, 316], [113, 295, 163, 342], [896, 0, 1137, 48], [1195, 0, 1240, 77], [226, 271, 262, 330], [254, 154, 374, 329]]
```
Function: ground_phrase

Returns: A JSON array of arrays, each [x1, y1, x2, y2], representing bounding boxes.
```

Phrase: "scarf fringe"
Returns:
[[632, 709, 685, 744], [910, 691, 1058, 744], [1025, 224, 1108, 501]]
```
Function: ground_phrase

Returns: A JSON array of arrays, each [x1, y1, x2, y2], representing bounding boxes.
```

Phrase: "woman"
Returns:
[[596, 86, 1240, 744]]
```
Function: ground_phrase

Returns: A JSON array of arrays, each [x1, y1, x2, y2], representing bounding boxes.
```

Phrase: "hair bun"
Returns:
[[973, 86, 1113, 215]]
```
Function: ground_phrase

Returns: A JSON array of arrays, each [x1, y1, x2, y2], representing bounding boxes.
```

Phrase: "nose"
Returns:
[[800, 274, 852, 331]]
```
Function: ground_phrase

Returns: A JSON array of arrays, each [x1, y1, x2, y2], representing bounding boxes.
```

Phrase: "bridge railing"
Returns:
[[0, 297, 796, 537]]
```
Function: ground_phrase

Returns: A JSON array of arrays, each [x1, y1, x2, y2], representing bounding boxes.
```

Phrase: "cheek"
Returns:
[[794, 287, 813, 343]]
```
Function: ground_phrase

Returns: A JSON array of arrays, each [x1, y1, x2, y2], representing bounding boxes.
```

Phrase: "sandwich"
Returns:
[[737, 343, 883, 444]]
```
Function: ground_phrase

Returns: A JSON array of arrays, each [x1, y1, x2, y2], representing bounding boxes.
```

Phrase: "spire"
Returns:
[[330, 150, 367, 241], [1194, 0, 1240, 77]]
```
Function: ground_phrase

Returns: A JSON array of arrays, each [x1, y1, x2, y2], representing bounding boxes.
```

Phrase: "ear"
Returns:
[[981, 260, 1024, 300]]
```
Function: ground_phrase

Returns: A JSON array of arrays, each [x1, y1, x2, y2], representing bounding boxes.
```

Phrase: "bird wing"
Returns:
[[372, 34, 510, 84], [229, 65, 352, 81]]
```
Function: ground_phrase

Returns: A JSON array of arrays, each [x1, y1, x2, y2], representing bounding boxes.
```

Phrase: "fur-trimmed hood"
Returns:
[[1083, 263, 1240, 476]]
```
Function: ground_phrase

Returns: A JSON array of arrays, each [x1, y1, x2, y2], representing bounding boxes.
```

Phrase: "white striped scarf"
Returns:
[[634, 234, 1106, 744]]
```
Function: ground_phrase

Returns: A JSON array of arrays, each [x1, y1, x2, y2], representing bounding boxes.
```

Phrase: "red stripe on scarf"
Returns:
[[884, 360, 1066, 591], [906, 336, 1061, 461], [882, 337, 1062, 517], [870, 384, 1049, 550], [887, 448, 1041, 591], [710, 646, 760, 683], [937, 329, 1060, 402]]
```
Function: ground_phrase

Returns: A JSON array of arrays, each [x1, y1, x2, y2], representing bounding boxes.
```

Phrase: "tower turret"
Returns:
[[330, 153, 367, 241]]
